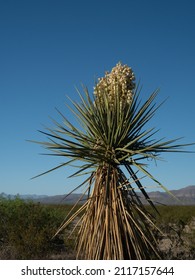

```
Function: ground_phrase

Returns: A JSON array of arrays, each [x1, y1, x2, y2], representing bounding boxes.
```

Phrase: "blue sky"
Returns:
[[1, 0, 195, 195]]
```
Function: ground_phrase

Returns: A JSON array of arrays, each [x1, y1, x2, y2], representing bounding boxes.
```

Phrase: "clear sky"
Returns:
[[1, 0, 195, 196]]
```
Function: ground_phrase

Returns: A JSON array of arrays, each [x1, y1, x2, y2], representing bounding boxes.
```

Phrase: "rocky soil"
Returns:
[[158, 217, 195, 259], [50, 217, 195, 260]]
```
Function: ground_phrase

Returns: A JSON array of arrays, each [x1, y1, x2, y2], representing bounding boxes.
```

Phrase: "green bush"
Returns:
[[149, 205, 195, 259], [0, 197, 66, 259], [1, 198, 194, 260], [150, 205, 195, 225]]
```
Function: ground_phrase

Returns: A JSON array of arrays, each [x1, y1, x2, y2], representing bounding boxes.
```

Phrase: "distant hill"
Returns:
[[1, 185, 195, 205], [138, 185, 195, 205], [33, 193, 87, 205], [0, 192, 86, 205]]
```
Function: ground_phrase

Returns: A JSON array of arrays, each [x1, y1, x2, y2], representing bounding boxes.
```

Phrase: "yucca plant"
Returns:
[[31, 63, 193, 259]]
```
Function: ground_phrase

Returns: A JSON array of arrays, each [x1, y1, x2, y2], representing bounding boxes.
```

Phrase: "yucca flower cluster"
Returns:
[[94, 62, 135, 108]]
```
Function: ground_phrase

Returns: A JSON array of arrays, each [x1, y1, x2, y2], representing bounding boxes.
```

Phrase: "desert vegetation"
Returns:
[[30, 62, 193, 259], [151, 205, 195, 259], [0, 197, 194, 260], [0, 197, 75, 259]]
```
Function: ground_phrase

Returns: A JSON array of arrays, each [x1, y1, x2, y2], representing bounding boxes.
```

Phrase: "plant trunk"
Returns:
[[76, 166, 162, 260]]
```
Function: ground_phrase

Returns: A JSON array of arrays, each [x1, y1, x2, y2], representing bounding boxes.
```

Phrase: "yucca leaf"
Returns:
[[30, 160, 74, 179], [132, 161, 182, 203]]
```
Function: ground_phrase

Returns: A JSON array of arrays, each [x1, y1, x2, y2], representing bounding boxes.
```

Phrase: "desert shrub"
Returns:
[[149, 205, 195, 260], [1, 196, 194, 259], [0, 197, 66, 259], [155, 205, 195, 224]]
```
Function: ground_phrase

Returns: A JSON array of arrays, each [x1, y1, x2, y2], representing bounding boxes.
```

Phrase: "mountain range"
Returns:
[[1, 185, 195, 205]]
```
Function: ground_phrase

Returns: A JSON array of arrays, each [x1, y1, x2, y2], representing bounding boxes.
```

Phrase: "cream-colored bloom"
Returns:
[[94, 62, 135, 109]]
